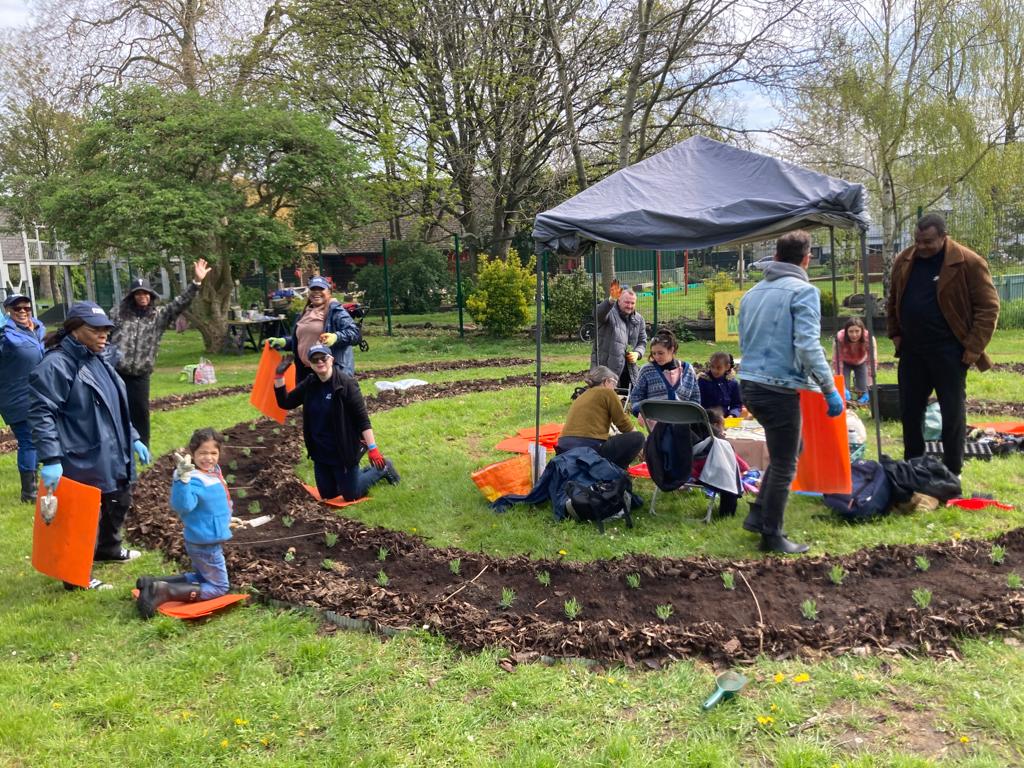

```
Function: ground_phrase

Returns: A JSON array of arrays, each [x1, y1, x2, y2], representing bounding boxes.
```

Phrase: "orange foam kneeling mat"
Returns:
[[131, 589, 248, 619], [302, 483, 369, 508]]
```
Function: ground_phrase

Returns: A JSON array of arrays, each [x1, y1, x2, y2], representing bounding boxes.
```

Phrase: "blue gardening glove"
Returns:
[[825, 390, 844, 417], [844, 388, 851, 401], [858, 392, 870, 404], [41, 463, 63, 492], [133, 440, 151, 465], [266, 337, 287, 350]]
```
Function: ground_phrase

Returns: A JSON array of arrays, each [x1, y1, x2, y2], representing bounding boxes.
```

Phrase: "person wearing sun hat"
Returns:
[[0, 293, 46, 502], [109, 259, 211, 447], [265, 275, 361, 381], [273, 343, 399, 501], [29, 301, 152, 590]]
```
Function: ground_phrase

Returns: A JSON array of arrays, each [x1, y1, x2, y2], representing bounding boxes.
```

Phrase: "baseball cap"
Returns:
[[308, 344, 332, 359], [3, 293, 31, 309], [127, 277, 159, 298], [67, 301, 116, 328], [308, 276, 330, 291]]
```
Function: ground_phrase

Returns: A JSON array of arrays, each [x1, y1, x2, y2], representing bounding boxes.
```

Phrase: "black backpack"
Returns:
[[564, 474, 635, 533], [822, 459, 892, 521]]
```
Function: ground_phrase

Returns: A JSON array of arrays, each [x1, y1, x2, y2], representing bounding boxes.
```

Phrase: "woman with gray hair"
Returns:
[[555, 366, 644, 469]]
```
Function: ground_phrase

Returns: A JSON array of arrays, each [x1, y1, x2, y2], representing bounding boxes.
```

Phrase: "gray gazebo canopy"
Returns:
[[527, 135, 881, 469], [532, 135, 868, 253]]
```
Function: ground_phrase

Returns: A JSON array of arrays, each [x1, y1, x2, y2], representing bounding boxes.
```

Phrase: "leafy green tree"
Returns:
[[355, 240, 451, 314], [466, 251, 536, 336], [40, 87, 369, 351], [545, 266, 592, 338]]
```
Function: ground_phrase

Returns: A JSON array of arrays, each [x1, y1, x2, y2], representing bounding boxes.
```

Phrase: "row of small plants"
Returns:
[[289, 533, 1024, 622]]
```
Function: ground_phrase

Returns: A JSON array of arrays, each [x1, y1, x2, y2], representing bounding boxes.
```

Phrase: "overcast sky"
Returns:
[[0, 0, 30, 28]]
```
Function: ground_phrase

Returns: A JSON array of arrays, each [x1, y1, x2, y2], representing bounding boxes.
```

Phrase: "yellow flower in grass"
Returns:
[[769, 703, 778, 712], [558, 549, 568, 556], [51, 702, 62, 709], [960, 735, 971, 744], [772, 672, 785, 683], [756, 715, 774, 726], [234, 718, 248, 726], [792, 672, 811, 684], [220, 739, 229, 749]]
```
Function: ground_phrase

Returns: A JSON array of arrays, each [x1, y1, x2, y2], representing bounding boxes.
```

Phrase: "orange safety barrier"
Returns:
[[792, 375, 852, 494], [32, 476, 102, 588], [302, 483, 369, 508], [249, 343, 297, 424], [131, 589, 248, 619], [471, 454, 534, 501]]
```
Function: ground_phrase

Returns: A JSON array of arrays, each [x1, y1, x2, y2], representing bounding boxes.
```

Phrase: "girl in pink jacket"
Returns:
[[832, 317, 877, 401]]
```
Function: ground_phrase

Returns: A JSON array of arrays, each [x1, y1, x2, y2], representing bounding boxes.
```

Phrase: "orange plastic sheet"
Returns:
[[970, 421, 1024, 435], [791, 375, 852, 494], [32, 476, 102, 588], [627, 462, 651, 478], [249, 343, 296, 424], [497, 423, 562, 453], [302, 483, 368, 508], [131, 589, 248, 619], [471, 454, 534, 501]]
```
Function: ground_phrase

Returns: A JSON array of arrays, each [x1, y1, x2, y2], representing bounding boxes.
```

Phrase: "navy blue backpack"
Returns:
[[822, 459, 892, 521]]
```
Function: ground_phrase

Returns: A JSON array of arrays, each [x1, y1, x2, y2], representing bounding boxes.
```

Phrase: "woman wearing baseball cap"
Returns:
[[29, 302, 152, 590], [0, 294, 45, 502], [273, 344, 399, 501], [110, 259, 210, 447], [266, 276, 361, 381]]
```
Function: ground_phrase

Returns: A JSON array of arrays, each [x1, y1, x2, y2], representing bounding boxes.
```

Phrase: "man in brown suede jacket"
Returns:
[[886, 213, 1000, 476]]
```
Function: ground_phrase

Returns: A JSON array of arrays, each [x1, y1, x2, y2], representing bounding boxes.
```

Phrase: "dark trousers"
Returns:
[[898, 345, 968, 476], [740, 381, 801, 536], [96, 485, 133, 558], [121, 373, 151, 447], [555, 431, 645, 470], [313, 460, 387, 501]]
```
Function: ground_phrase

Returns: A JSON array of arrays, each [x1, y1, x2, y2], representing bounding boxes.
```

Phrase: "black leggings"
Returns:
[[121, 373, 151, 447], [555, 432, 645, 470]]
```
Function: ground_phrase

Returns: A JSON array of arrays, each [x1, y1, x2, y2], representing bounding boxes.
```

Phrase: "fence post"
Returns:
[[382, 238, 392, 336], [454, 234, 464, 338], [653, 250, 659, 329]]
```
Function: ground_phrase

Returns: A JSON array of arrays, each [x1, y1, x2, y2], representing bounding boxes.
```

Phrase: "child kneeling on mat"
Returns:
[[137, 427, 232, 618]]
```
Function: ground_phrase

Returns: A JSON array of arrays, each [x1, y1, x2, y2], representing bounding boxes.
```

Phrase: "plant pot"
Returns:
[[870, 383, 901, 420]]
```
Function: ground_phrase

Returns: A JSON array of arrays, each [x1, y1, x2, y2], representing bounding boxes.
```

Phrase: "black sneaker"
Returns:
[[383, 460, 401, 486], [94, 548, 142, 563]]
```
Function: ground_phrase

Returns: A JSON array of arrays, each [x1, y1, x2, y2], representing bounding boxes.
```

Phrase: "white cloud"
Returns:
[[0, 0, 31, 29]]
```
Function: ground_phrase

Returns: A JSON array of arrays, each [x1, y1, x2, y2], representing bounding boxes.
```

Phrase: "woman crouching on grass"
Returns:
[[274, 343, 399, 500]]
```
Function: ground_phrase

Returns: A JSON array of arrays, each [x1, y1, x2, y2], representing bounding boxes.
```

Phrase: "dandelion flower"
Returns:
[[558, 549, 568, 556], [960, 735, 970, 744], [234, 717, 248, 726], [756, 715, 774, 725], [792, 672, 811, 684], [773, 672, 785, 683], [220, 739, 229, 749]]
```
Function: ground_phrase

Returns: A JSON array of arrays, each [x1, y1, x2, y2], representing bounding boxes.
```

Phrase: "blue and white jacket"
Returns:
[[628, 360, 700, 415], [737, 262, 836, 394], [0, 315, 45, 423], [170, 466, 233, 545]]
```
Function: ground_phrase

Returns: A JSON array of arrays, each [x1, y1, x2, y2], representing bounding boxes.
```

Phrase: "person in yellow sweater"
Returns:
[[555, 366, 644, 469]]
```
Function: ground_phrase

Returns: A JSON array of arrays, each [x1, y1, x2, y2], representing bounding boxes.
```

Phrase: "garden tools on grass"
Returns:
[[702, 670, 749, 710]]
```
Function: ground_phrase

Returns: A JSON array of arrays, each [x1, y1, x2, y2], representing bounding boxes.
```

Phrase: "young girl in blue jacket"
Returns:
[[136, 427, 233, 618], [697, 351, 744, 417]]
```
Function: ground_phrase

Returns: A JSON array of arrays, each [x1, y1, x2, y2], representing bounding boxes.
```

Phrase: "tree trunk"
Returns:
[[598, 242, 615, 294], [186, 257, 234, 353]]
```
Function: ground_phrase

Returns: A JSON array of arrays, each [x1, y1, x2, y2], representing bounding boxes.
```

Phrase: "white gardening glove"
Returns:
[[40, 493, 58, 524], [174, 452, 196, 483]]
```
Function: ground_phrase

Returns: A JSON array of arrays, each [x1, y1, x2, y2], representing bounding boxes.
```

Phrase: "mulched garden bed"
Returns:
[[125, 381, 1024, 667]]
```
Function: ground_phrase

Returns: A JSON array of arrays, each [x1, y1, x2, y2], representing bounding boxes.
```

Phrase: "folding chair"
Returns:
[[637, 399, 718, 523]]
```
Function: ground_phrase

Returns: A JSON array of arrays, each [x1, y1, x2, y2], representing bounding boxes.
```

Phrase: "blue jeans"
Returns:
[[183, 541, 230, 601], [10, 420, 36, 472], [740, 381, 802, 536], [313, 461, 387, 501]]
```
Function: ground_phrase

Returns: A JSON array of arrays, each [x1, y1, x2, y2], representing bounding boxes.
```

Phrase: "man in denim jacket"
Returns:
[[738, 231, 845, 554]]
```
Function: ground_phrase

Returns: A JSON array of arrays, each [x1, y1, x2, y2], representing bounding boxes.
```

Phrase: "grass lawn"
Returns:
[[2, 328, 1024, 765]]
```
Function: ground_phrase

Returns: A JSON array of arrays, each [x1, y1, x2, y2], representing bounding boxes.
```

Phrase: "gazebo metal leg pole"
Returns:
[[591, 244, 599, 360], [534, 250, 548, 484], [829, 226, 838, 325], [861, 230, 883, 458]]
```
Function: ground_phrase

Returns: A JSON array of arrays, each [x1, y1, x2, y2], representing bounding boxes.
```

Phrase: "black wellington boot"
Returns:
[[759, 533, 810, 555], [20, 471, 37, 504], [136, 574, 192, 592], [137, 581, 200, 619]]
